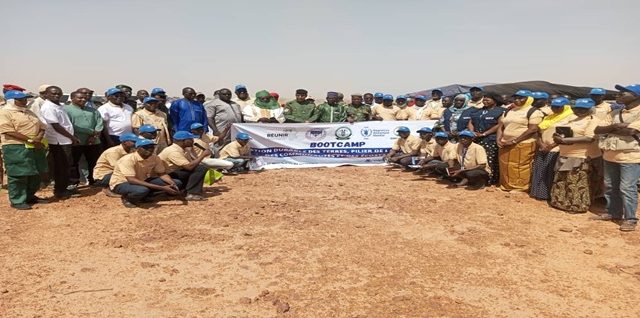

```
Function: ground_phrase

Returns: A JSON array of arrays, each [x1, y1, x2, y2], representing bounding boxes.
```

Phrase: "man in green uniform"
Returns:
[[283, 89, 317, 123], [345, 93, 372, 122], [311, 92, 351, 123]]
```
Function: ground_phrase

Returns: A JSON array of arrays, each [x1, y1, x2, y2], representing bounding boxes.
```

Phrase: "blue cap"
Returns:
[[573, 98, 595, 109], [550, 97, 570, 107], [143, 97, 159, 104], [615, 84, 640, 96], [396, 95, 407, 100], [435, 132, 449, 138], [138, 125, 158, 133], [458, 130, 475, 138], [470, 86, 483, 92], [173, 131, 197, 140], [589, 88, 606, 95], [151, 88, 166, 95], [3, 90, 29, 100], [236, 132, 251, 140], [235, 84, 247, 92], [106, 88, 124, 96], [396, 126, 410, 133], [119, 133, 139, 143], [135, 139, 156, 148], [382, 94, 394, 101], [531, 91, 549, 99], [513, 90, 533, 97], [417, 127, 433, 133], [374, 92, 384, 98], [190, 123, 204, 130], [415, 95, 427, 101], [432, 89, 443, 94]]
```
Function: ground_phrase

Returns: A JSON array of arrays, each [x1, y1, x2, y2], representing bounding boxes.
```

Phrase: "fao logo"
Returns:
[[305, 128, 327, 140], [361, 127, 372, 138], [335, 126, 352, 140]]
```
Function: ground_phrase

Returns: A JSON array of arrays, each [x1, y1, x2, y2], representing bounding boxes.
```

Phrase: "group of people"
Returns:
[[1, 82, 640, 232]]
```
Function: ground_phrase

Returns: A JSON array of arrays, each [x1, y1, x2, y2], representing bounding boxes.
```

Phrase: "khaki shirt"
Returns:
[[556, 115, 601, 159], [419, 138, 437, 157], [538, 106, 552, 116], [425, 100, 444, 119], [371, 105, 400, 121], [468, 99, 484, 109], [392, 135, 421, 154], [396, 107, 417, 121], [158, 143, 191, 174], [602, 106, 640, 163], [434, 141, 458, 165], [539, 126, 560, 152], [0, 105, 46, 145], [109, 152, 166, 190], [219, 140, 251, 159], [457, 142, 490, 173], [93, 145, 129, 180], [131, 108, 170, 147], [500, 106, 544, 143], [592, 102, 612, 121]]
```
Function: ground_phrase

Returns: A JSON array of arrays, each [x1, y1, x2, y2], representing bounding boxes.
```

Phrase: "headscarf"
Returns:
[[254, 90, 280, 109], [449, 94, 471, 132], [538, 105, 573, 130]]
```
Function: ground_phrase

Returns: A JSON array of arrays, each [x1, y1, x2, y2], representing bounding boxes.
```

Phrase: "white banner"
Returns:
[[230, 121, 437, 169]]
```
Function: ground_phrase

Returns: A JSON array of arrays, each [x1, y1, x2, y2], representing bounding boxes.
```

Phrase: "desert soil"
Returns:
[[1, 167, 639, 317]]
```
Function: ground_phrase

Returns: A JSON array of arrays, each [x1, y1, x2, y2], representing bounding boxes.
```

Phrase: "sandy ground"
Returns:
[[1, 167, 639, 317]]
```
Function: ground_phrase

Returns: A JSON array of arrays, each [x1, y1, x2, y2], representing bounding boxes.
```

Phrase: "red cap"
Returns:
[[2, 84, 26, 91], [270, 92, 279, 99]]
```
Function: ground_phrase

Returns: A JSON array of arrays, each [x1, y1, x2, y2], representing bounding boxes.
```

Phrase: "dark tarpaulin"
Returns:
[[408, 83, 493, 99]]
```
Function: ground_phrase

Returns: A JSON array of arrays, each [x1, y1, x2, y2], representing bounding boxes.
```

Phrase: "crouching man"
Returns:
[[159, 131, 210, 201], [219, 132, 254, 172], [93, 133, 138, 196], [383, 126, 421, 168]]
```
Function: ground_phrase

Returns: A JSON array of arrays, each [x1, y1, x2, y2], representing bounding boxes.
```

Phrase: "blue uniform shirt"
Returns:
[[169, 98, 208, 133]]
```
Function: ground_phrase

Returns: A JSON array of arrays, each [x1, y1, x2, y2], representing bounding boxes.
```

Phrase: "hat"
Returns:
[[550, 97, 570, 107], [432, 89, 443, 94], [296, 89, 308, 95], [513, 90, 533, 97], [573, 98, 595, 109], [139, 125, 158, 133], [143, 97, 159, 104], [270, 92, 279, 99], [396, 95, 407, 100], [396, 126, 411, 133], [531, 91, 549, 99], [151, 88, 166, 95], [135, 139, 156, 148], [38, 84, 52, 93], [173, 131, 197, 140], [374, 92, 384, 98], [458, 130, 475, 138], [190, 123, 204, 130], [382, 94, 394, 101], [435, 132, 449, 138], [589, 88, 606, 95], [470, 86, 483, 92], [2, 84, 26, 91], [326, 91, 339, 98], [236, 132, 252, 140], [235, 84, 247, 92], [119, 133, 139, 143], [417, 127, 433, 133], [115, 84, 132, 90], [415, 95, 427, 101], [3, 90, 30, 100], [615, 84, 640, 96], [106, 88, 124, 96], [351, 93, 363, 97]]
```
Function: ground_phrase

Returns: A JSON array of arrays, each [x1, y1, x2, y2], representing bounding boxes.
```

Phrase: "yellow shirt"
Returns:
[[500, 106, 544, 143], [219, 140, 251, 159], [434, 141, 458, 165], [457, 142, 490, 173], [371, 105, 400, 121], [602, 107, 640, 163], [556, 115, 601, 159], [425, 100, 444, 119], [592, 102, 612, 121], [539, 126, 559, 152], [0, 105, 46, 145], [131, 108, 170, 147], [158, 143, 191, 174], [392, 135, 421, 153], [468, 99, 484, 109], [109, 152, 166, 190], [396, 107, 417, 121], [419, 138, 437, 157], [538, 106, 552, 116], [93, 145, 129, 180]]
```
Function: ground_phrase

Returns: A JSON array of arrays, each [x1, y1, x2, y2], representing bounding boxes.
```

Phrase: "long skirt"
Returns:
[[478, 138, 500, 185], [529, 151, 559, 200], [498, 142, 537, 191], [549, 160, 591, 213], [589, 156, 604, 199]]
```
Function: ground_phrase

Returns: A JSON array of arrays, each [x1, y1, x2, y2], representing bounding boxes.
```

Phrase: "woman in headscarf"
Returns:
[[242, 90, 285, 123], [467, 92, 506, 185], [530, 97, 573, 200], [496, 90, 544, 191], [439, 94, 474, 135]]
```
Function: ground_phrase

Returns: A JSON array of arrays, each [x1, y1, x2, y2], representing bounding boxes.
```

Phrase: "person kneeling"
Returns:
[[159, 131, 211, 201], [419, 132, 457, 177], [219, 133, 254, 172], [189, 123, 233, 170], [109, 139, 182, 208], [93, 133, 138, 197], [447, 130, 490, 189], [383, 126, 422, 169]]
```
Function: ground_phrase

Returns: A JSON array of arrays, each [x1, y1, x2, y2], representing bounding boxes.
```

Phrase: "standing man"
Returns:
[[283, 89, 317, 123], [170, 87, 208, 133], [132, 97, 170, 153], [468, 86, 484, 109], [40, 86, 80, 199], [372, 92, 384, 110], [233, 84, 253, 109], [76, 87, 97, 108], [116, 84, 137, 109], [345, 94, 372, 122], [195, 92, 206, 105], [135, 89, 149, 108], [590, 88, 612, 121], [363, 93, 375, 107], [426, 89, 444, 119], [28, 84, 51, 118], [159, 131, 211, 201], [594, 84, 640, 231], [99, 88, 134, 147], [371, 94, 400, 121], [64, 91, 104, 186], [311, 92, 350, 123], [0, 90, 49, 210], [204, 88, 243, 144], [150, 87, 170, 115], [395, 95, 416, 120]]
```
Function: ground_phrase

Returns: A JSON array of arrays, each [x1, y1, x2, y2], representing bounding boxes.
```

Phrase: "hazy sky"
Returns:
[[2, 0, 638, 98]]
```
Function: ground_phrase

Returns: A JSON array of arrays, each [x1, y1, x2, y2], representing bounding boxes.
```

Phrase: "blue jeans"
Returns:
[[93, 173, 112, 188], [603, 160, 640, 221], [224, 158, 248, 171], [113, 177, 182, 203]]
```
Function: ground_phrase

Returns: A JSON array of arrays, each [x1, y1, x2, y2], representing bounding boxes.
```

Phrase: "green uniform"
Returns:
[[311, 103, 348, 123], [345, 104, 372, 122], [3, 145, 48, 205], [283, 100, 317, 123]]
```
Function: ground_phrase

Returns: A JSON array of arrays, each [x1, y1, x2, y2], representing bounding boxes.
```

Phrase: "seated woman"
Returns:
[[242, 90, 285, 123], [550, 98, 601, 213]]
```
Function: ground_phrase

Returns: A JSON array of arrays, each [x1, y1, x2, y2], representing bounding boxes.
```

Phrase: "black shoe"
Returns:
[[11, 203, 32, 210], [121, 198, 137, 208], [26, 196, 49, 204], [54, 191, 71, 199]]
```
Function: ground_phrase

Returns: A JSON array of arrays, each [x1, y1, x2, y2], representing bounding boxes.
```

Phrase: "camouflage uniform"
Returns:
[[283, 100, 317, 123], [345, 104, 372, 122], [311, 103, 349, 123]]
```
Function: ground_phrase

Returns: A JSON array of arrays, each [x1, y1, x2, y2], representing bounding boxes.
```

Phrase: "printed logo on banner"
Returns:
[[305, 128, 327, 140], [360, 127, 372, 138], [335, 126, 352, 140], [267, 128, 295, 140], [393, 126, 403, 137]]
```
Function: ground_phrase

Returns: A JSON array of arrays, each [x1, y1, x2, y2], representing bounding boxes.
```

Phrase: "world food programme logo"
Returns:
[[393, 126, 403, 137], [335, 126, 352, 140], [360, 127, 372, 138], [305, 128, 327, 140]]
